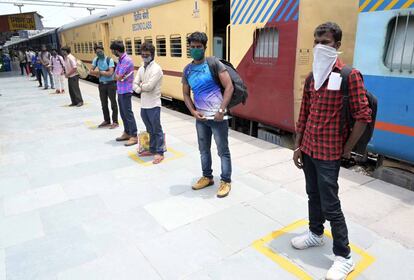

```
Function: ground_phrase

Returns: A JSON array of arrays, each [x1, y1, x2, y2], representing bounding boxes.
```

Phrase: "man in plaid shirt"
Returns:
[[292, 22, 372, 280], [110, 40, 138, 146]]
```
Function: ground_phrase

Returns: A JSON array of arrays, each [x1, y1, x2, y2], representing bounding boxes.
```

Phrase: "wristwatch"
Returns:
[[218, 108, 227, 114]]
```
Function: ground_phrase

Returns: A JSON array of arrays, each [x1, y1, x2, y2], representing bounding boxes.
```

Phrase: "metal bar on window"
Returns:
[[409, 42, 414, 73], [390, 14, 400, 71], [399, 13, 410, 72]]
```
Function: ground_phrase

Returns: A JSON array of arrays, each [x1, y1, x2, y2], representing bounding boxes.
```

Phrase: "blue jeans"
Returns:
[[117, 93, 137, 137], [302, 152, 350, 258], [41, 65, 54, 88], [196, 120, 232, 183], [141, 107, 165, 155]]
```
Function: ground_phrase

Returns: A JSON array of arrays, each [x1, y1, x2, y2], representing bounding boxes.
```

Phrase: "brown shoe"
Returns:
[[217, 181, 231, 198], [98, 121, 110, 128], [109, 123, 119, 129], [116, 132, 130, 142], [124, 136, 138, 146], [192, 177, 214, 190]]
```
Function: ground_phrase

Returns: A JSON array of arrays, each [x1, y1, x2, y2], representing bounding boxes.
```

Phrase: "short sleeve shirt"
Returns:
[[65, 54, 78, 78], [92, 56, 115, 83], [115, 53, 134, 94], [182, 60, 225, 116]]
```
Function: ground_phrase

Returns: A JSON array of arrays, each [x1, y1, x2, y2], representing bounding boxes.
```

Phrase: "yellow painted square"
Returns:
[[252, 219, 375, 280], [128, 147, 184, 166]]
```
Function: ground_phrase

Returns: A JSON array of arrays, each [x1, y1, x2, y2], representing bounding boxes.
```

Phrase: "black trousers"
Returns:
[[98, 83, 118, 123], [36, 69, 43, 86], [68, 75, 83, 105], [302, 152, 351, 258], [20, 62, 27, 75]]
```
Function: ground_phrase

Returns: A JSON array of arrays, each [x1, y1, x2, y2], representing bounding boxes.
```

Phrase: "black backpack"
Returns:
[[340, 66, 378, 155], [205, 56, 248, 109]]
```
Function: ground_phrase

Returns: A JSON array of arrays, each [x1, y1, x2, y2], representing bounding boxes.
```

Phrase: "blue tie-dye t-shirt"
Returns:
[[182, 61, 225, 117]]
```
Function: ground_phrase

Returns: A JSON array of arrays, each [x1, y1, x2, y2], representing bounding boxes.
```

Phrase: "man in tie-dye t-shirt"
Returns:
[[182, 32, 234, 199]]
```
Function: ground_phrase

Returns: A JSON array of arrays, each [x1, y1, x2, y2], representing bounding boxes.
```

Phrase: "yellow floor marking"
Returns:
[[84, 120, 124, 129], [128, 147, 184, 166], [252, 219, 376, 280]]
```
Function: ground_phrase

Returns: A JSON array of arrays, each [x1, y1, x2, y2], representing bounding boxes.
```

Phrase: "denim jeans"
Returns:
[[141, 107, 165, 155], [41, 65, 54, 88], [302, 152, 350, 258], [196, 120, 232, 183], [118, 93, 137, 137]]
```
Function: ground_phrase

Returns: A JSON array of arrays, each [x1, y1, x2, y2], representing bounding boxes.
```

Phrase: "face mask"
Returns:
[[190, 48, 205, 61], [97, 52, 104, 58], [142, 56, 152, 64], [312, 44, 338, 91]]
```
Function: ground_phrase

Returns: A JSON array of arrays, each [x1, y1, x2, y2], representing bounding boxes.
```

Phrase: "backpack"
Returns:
[[340, 66, 377, 155], [76, 58, 89, 79], [93, 56, 116, 70], [184, 57, 248, 109]]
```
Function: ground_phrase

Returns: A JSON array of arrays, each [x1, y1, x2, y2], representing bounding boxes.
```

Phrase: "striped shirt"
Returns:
[[115, 53, 134, 94]]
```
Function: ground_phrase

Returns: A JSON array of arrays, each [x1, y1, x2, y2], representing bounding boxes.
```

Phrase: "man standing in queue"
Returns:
[[292, 22, 372, 280], [133, 41, 165, 164], [182, 32, 234, 198], [40, 45, 54, 90], [89, 45, 119, 129], [110, 40, 138, 146], [61, 46, 83, 107]]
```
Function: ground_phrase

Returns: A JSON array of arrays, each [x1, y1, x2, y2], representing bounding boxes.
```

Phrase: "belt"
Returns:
[[99, 81, 116, 85]]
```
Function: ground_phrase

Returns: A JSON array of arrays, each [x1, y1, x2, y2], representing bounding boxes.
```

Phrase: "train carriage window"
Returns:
[[186, 34, 192, 58], [384, 14, 414, 73], [156, 36, 167, 57], [98, 41, 103, 48], [125, 39, 133, 55], [134, 38, 142, 55], [253, 27, 279, 64], [81, 43, 85, 53], [170, 35, 182, 57], [89, 42, 93, 53], [144, 36, 153, 45]]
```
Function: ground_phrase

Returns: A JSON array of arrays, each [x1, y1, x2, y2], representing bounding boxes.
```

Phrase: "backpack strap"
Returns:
[[340, 65, 353, 136], [206, 56, 220, 85]]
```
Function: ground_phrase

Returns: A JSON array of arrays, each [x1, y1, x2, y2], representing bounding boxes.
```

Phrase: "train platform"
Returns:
[[1, 70, 414, 280]]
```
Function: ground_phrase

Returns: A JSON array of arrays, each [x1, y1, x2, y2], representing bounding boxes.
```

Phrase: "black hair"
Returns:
[[51, 48, 57, 52], [61, 46, 71, 54], [187, 32, 208, 47], [141, 41, 155, 57], [94, 44, 104, 52], [314, 22, 342, 42], [110, 40, 125, 53]]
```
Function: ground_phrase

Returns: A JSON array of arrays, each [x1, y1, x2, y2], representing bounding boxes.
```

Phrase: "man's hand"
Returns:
[[192, 110, 206, 121], [293, 149, 303, 169], [342, 146, 352, 159], [214, 112, 224, 122]]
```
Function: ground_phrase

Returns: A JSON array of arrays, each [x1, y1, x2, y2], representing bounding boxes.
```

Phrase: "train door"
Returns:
[[100, 22, 110, 51], [212, 0, 230, 60]]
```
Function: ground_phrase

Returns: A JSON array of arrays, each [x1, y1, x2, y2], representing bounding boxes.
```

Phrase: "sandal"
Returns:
[[152, 154, 164, 164]]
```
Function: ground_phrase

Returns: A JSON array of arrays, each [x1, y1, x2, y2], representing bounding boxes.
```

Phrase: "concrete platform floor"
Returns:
[[1, 71, 414, 280]]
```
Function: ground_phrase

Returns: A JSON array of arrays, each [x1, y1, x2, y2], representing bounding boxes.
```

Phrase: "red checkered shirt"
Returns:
[[296, 59, 372, 161]]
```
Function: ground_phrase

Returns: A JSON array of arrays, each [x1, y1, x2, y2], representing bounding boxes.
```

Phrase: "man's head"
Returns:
[[51, 48, 57, 56], [110, 40, 125, 57], [187, 32, 208, 61], [61, 46, 71, 57], [94, 44, 104, 58], [41, 45, 47, 52], [141, 41, 155, 64], [313, 22, 342, 50]]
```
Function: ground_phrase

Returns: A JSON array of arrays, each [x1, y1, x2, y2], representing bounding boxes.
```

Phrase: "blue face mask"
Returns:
[[190, 48, 205, 60]]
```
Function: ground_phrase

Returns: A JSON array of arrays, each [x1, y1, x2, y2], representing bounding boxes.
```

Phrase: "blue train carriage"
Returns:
[[354, 0, 414, 166]]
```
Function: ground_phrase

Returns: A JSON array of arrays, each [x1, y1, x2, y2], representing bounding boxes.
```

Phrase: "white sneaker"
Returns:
[[326, 255, 355, 280], [291, 231, 324, 250]]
